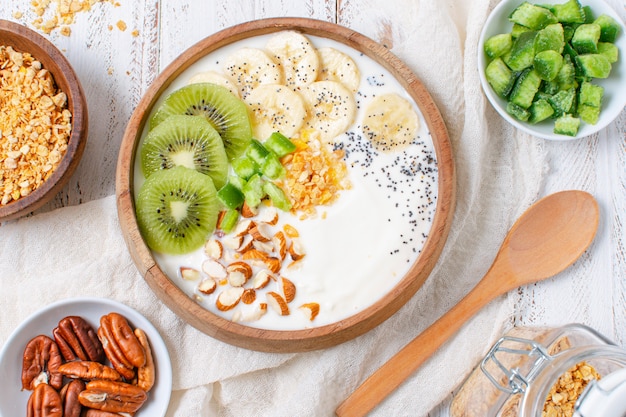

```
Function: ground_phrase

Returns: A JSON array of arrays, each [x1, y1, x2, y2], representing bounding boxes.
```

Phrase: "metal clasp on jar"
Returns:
[[480, 335, 552, 394]]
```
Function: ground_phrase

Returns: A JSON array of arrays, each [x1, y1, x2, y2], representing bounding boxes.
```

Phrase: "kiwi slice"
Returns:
[[136, 166, 219, 255], [141, 114, 228, 189], [149, 83, 252, 160]]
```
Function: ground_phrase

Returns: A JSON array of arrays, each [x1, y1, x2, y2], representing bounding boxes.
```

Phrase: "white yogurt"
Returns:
[[136, 32, 439, 330]]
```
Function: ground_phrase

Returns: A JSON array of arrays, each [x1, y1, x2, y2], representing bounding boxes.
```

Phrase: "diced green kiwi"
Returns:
[[135, 166, 220, 255], [149, 83, 252, 160], [141, 115, 228, 189]]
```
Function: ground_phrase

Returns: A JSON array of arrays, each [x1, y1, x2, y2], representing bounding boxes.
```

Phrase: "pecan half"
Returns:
[[57, 361, 122, 381], [22, 335, 63, 391], [78, 380, 147, 413], [133, 328, 155, 392], [59, 379, 85, 417], [106, 313, 146, 368], [53, 316, 104, 363], [26, 383, 62, 417], [97, 317, 136, 381]]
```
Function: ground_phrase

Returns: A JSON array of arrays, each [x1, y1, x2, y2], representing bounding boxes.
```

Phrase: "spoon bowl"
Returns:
[[336, 190, 600, 417]]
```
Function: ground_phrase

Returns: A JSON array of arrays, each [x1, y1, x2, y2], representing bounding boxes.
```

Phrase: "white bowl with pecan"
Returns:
[[0, 297, 172, 417], [0, 19, 88, 222]]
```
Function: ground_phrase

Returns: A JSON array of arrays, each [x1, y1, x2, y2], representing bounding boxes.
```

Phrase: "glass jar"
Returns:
[[450, 324, 626, 417]]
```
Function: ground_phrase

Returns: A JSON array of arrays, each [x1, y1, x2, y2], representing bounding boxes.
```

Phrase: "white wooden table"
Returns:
[[2, 1, 625, 415]]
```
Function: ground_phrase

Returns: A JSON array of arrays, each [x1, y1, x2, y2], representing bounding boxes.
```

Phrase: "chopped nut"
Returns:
[[267, 292, 290, 316], [180, 267, 201, 281], [272, 231, 288, 260], [204, 238, 223, 259], [198, 278, 217, 295], [252, 270, 273, 289], [216, 287, 244, 311], [241, 288, 256, 304], [280, 277, 296, 303], [264, 256, 282, 274], [234, 219, 255, 236], [202, 259, 228, 280], [299, 303, 320, 321], [240, 201, 258, 218], [250, 222, 272, 242], [288, 238, 306, 261]]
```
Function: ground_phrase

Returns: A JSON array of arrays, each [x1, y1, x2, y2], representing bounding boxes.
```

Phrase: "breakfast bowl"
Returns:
[[0, 297, 172, 416], [116, 18, 455, 352], [478, 0, 626, 140], [0, 19, 88, 221]]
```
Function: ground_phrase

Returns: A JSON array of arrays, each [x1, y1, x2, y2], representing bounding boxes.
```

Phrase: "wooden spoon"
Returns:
[[336, 190, 599, 417]]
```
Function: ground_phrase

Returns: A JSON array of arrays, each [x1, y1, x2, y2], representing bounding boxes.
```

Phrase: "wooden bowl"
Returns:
[[0, 20, 88, 222], [116, 18, 455, 352]]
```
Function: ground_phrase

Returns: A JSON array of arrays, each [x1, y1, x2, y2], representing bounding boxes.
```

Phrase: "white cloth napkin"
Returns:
[[0, 0, 551, 416]]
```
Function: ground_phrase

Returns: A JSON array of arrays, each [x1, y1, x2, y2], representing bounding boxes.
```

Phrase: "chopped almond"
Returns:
[[288, 238, 306, 261], [241, 201, 258, 218], [226, 261, 253, 279], [272, 231, 288, 260], [198, 278, 217, 295], [180, 267, 201, 281], [281, 277, 296, 303], [252, 270, 274, 289], [204, 238, 223, 259], [202, 259, 228, 280], [258, 206, 279, 225], [242, 249, 270, 262], [265, 257, 282, 274], [216, 287, 244, 311], [241, 288, 257, 304], [234, 219, 255, 236], [299, 303, 320, 321], [267, 292, 290, 316]]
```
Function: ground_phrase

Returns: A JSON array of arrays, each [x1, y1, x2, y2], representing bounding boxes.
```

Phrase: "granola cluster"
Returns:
[[15, 0, 120, 36], [0, 46, 71, 206], [279, 129, 351, 219], [543, 362, 601, 417]]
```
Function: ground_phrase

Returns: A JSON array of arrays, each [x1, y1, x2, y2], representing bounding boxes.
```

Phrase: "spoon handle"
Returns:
[[335, 277, 499, 417]]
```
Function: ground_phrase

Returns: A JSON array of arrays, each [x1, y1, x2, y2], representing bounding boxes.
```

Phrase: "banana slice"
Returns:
[[223, 48, 283, 98], [362, 93, 420, 152], [265, 31, 320, 89], [317, 47, 361, 93], [188, 71, 240, 97], [300, 80, 357, 142], [244, 84, 307, 140]]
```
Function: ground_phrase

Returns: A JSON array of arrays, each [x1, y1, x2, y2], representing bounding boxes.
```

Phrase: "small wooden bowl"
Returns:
[[116, 18, 456, 352], [0, 20, 88, 222]]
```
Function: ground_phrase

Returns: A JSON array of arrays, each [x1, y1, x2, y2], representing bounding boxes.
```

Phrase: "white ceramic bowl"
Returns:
[[0, 297, 172, 416], [478, 0, 626, 140]]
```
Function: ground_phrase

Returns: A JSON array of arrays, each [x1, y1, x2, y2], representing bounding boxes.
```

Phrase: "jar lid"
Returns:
[[574, 368, 626, 417]]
